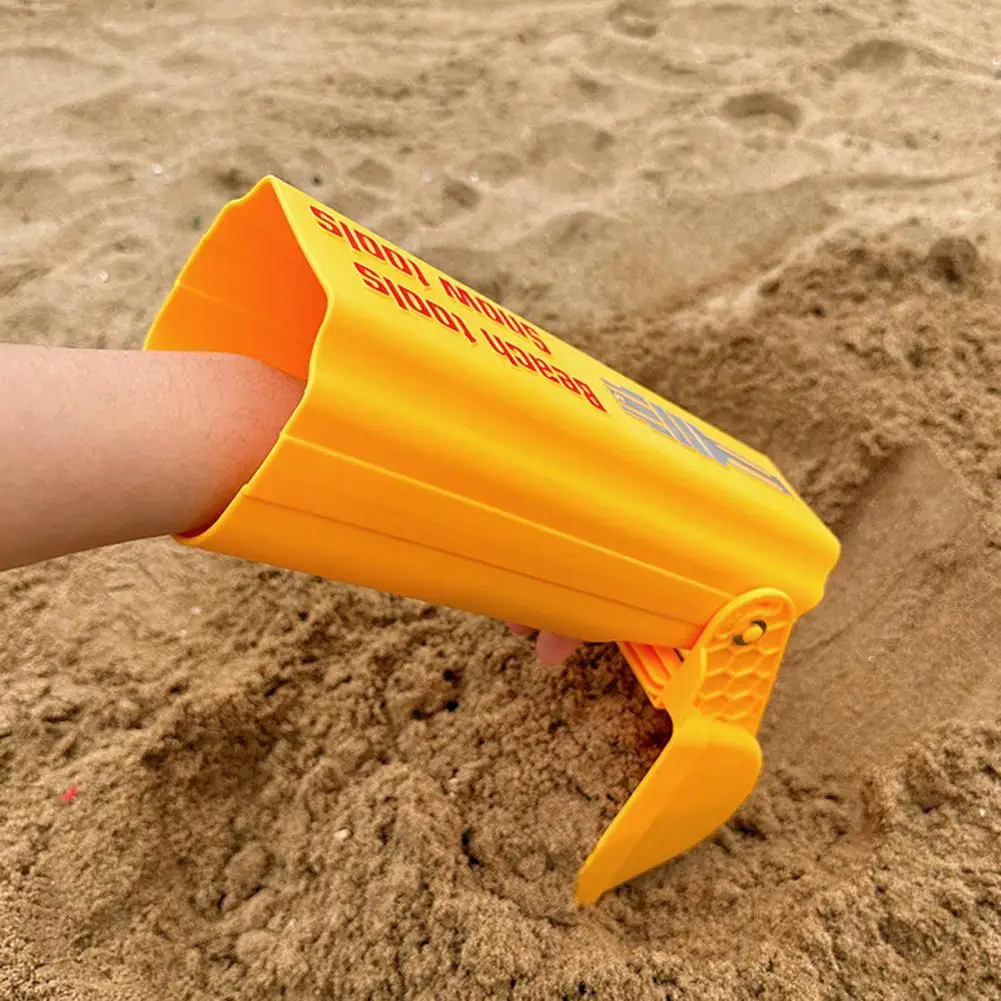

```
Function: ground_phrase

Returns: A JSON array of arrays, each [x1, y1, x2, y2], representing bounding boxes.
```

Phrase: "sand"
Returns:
[[3, 0, 1001, 997]]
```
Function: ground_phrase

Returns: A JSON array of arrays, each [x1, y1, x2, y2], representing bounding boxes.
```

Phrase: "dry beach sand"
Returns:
[[4, 0, 1001, 998]]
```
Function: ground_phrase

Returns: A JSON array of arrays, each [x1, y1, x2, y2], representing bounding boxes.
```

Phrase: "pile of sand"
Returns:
[[3, 0, 1001, 998]]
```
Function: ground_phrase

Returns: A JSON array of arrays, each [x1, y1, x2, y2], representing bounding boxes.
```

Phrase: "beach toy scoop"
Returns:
[[143, 177, 840, 904]]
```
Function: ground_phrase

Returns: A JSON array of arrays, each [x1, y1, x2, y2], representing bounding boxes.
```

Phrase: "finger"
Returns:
[[535, 632, 582, 665], [506, 622, 536, 637]]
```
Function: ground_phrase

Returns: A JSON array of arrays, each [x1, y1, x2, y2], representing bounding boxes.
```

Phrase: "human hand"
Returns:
[[505, 623, 582, 665]]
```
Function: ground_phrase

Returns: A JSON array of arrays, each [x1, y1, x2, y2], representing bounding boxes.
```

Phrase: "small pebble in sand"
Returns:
[[113, 698, 142, 729], [333, 828, 351, 842], [96, 270, 108, 284], [151, 162, 164, 176]]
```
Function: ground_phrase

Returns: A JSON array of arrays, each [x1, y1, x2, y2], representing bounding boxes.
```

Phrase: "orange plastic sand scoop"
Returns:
[[143, 177, 840, 904]]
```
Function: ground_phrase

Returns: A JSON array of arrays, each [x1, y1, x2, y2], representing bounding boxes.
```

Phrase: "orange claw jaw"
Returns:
[[575, 588, 797, 906], [575, 708, 762, 906]]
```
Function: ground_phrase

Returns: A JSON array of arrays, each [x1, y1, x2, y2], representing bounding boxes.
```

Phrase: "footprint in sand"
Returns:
[[527, 119, 617, 192], [837, 37, 912, 74], [0, 262, 51, 298], [606, 0, 659, 40], [209, 163, 262, 196], [441, 178, 480, 215], [568, 71, 612, 103], [720, 91, 804, 132], [348, 156, 395, 191], [529, 119, 616, 166], [411, 172, 481, 228], [0, 166, 59, 223], [464, 150, 522, 187]]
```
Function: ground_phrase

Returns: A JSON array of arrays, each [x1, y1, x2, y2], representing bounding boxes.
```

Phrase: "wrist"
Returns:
[[156, 351, 305, 536]]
